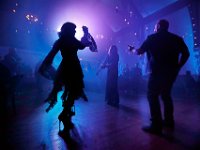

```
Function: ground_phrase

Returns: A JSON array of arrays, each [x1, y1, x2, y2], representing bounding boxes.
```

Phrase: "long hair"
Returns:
[[58, 22, 76, 38], [108, 45, 118, 56]]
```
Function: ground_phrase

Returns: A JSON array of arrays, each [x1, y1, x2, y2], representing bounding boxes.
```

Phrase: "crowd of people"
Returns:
[[118, 63, 145, 97]]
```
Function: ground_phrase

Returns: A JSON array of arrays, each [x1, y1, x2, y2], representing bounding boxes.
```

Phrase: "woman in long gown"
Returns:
[[101, 45, 119, 106]]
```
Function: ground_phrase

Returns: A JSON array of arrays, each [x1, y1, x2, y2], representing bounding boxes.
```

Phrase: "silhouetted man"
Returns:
[[136, 19, 190, 135]]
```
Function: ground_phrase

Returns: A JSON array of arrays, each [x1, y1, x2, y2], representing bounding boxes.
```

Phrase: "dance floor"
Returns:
[[1, 89, 200, 150]]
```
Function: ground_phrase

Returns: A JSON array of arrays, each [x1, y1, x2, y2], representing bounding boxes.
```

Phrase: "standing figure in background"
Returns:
[[120, 63, 131, 95], [135, 19, 190, 135], [39, 22, 94, 135], [122, 64, 130, 79], [1, 48, 23, 114], [2, 48, 21, 76], [101, 45, 119, 107]]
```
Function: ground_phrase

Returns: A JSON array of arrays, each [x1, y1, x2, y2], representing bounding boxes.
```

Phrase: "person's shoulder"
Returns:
[[52, 39, 62, 49], [146, 33, 157, 39], [148, 33, 156, 37], [168, 32, 182, 39]]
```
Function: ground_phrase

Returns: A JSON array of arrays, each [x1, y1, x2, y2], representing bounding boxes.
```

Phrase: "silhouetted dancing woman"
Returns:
[[39, 22, 93, 134]]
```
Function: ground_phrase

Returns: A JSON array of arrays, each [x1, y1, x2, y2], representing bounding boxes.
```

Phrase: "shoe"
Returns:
[[58, 107, 75, 131], [163, 120, 175, 130], [58, 115, 74, 131], [142, 125, 162, 135]]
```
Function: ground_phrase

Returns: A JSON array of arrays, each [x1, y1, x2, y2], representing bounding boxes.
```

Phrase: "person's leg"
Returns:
[[58, 92, 75, 132], [142, 74, 162, 134], [161, 73, 177, 129], [61, 86, 68, 102], [161, 92, 174, 129]]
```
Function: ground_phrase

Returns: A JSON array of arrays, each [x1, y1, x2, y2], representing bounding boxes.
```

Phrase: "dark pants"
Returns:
[[147, 70, 178, 127]]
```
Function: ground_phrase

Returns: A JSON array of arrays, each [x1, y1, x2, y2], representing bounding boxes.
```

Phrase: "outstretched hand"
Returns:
[[127, 45, 142, 55], [128, 45, 136, 53]]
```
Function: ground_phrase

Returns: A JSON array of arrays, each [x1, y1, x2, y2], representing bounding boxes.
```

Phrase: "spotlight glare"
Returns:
[[56, 26, 61, 32]]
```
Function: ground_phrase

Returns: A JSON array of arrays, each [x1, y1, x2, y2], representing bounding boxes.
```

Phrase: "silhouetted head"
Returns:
[[58, 22, 76, 38], [154, 19, 169, 32], [108, 45, 118, 56]]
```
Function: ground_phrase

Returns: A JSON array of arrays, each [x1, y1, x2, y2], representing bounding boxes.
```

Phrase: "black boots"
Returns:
[[142, 119, 175, 135], [142, 124, 162, 135], [58, 105, 75, 133], [162, 120, 175, 130]]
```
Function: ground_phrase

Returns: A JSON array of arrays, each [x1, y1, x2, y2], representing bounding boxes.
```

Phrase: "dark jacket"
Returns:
[[139, 30, 190, 73]]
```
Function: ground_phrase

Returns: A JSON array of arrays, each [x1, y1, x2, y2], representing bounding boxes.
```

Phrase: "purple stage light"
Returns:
[[48, 1, 103, 40]]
